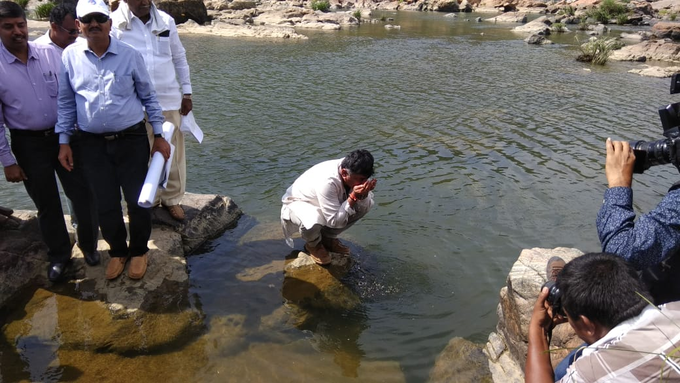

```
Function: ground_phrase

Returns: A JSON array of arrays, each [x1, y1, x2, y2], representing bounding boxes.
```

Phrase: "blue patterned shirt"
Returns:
[[597, 186, 680, 269]]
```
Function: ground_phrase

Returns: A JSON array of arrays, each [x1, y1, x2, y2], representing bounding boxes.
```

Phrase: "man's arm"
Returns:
[[526, 288, 556, 383], [168, 19, 193, 116], [596, 139, 680, 268], [130, 50, 171, 160], [0, 97, 26, 182], [317, 180, 354, 229]]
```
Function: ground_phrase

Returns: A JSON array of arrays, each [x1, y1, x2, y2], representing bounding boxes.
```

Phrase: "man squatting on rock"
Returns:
[[0, 0, 99, 282], [525, 253, 680, 382], [111, 0, 193, 221], [56, 0, 171, 281], [281, 149, 377, 265]]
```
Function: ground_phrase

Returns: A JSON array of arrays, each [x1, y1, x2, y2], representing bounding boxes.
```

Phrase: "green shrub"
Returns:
[[587, 0, 628, 24], [352, 9, 361, 20], [577, 17, 590, 30], [552, 22, 566, 32], [310, 0, 330, 12], [13, 0, 29, 9], [671, 11, 677, 21], [576, 37, 623, 65], [34, 1, 55, 19], [562, 5, 576, 16], [616, 13, 628, 24]]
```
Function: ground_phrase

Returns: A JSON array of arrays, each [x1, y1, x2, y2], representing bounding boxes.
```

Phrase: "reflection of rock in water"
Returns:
[[281, 249, 370, 377]]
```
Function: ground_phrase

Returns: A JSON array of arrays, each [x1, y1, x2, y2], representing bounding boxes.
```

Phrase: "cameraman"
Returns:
[[526, 253, 680, 382], [597, 138, 680, 302]]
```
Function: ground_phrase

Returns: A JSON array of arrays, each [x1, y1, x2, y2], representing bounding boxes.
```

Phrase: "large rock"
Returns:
[[652, 21, 680, 41], [484, 247, 583, 382], [610, 40, 680, 62], [156, 0, 209, 25], [629, 64, 680, 77], [281, 250, 360, 310], [429, 337, 493, 383], [486, 11, 528, 23], [512, 15, 551, 33]]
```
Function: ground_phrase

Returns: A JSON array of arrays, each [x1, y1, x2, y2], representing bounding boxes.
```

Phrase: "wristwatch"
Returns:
[[154, 133, 163, 138], [183, 94, 192, 100]]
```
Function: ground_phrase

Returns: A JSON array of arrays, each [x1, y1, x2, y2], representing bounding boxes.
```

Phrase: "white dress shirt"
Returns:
[[281, 158, 374, 247], [110, 2, 192, 111]]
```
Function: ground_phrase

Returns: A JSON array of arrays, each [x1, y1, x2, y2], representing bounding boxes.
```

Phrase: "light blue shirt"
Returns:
[[56, 38, 164, 144]]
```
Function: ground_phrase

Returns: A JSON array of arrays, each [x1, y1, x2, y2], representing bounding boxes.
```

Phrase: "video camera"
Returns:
[[630, 73, 680, 174]]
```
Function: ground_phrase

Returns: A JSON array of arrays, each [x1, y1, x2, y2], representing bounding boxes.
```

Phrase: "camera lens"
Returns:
[[630, 139, 672, 173]]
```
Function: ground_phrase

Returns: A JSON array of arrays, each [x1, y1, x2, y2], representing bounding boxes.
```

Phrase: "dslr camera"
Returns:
[[541, 280, 564, 317], [630, 73, 680, 174]]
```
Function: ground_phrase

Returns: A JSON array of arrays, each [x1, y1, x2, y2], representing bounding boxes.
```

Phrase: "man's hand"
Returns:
[[58, 144, 74, 172], [352, 178, 377, 200], [605, 138, 635, 188], [4, 164, 27, 182], [152, 136, 171, 161], [180, 97, 193, 116], [526, 287, 566, 383]]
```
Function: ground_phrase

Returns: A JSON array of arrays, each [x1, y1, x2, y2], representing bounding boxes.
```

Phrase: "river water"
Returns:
[[2, 10, 680, 382]]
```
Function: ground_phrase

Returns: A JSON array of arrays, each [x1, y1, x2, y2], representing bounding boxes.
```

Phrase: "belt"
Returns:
[[81, 121, 146, 141], [9, 127, 55, 137]]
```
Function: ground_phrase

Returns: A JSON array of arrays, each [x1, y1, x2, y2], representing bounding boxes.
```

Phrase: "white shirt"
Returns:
[[280, 158, 374, 247], [110, 3, 192, 111], [33, 30, 85, 55]]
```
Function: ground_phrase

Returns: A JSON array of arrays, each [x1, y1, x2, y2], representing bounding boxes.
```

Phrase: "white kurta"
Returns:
[[281, 158, 374, 247]]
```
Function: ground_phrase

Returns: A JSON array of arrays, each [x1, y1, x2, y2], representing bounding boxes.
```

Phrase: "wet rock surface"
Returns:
[[0, 194, 241, 359]]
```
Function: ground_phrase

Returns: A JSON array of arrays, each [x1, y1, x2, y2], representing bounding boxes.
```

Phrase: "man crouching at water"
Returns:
[[281, 149, 377, 265]]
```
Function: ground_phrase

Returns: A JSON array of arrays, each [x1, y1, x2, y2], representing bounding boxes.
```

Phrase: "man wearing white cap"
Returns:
[[56, 0, 171, 281]]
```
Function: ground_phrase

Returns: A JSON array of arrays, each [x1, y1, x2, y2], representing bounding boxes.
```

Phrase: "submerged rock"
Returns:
[[282, 250, 360, 311], [429, 337, 493, 382]]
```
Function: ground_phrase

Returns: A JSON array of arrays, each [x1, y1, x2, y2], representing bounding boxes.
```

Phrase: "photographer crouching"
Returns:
[[525, 253, 680, 382]]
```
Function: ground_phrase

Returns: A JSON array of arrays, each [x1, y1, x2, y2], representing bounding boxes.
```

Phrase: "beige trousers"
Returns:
[[145, 110, 186, 206]]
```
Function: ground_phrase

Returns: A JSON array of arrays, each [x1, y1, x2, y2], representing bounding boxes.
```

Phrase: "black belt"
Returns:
[[9, 127, 55, 137], [81, 121, 146, 141]]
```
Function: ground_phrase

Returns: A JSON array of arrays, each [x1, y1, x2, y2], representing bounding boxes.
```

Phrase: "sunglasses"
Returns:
[[79, 13, 109, 24], [57, 24, 80, 36]]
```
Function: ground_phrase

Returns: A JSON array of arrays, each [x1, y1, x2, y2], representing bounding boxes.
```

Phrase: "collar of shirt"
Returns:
[[0, 41, 38, 64], [78, 37, 120, 58]]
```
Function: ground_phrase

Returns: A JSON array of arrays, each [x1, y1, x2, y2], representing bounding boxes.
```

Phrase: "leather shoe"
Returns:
[[83, 250, 101, 266], [165, 205, 185, 221], [128, 253, 148, 280], [106, 257, 128, 280], [48, 261, 70, 283]]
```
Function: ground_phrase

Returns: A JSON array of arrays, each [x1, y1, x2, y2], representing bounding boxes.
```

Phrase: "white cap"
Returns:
[[76, 0, 110, 18]]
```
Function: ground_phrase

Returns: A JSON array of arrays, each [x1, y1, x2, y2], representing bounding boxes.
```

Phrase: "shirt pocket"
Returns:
[[44, 75, 58, 98], [109, 73, 133, 97], [156, 36, 171, 56]]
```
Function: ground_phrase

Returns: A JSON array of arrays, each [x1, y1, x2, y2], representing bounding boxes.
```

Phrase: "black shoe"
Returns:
[[48, 261, 70, 283], [83, 250, 101, 266]]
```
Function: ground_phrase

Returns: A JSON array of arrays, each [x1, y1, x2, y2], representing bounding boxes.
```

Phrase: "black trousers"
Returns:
[[79, 124, 151, 258], [10, 131, 98, 263]]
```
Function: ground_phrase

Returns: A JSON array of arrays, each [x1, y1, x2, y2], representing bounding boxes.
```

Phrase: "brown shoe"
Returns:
[[304, 243, 331, 265], [128, 253, 148, 280], [546, 256, 566, 282], [106, 257, 129, 280], [165, 205, 185, 221], [322, 237, 350, 255]]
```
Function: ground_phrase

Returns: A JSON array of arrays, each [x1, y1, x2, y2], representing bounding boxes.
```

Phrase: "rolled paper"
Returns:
[[137, 122, 176, 208]]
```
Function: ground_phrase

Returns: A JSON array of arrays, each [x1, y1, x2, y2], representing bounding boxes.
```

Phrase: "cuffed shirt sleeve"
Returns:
[[0, 123, 17, 167], [131, 50, 164, 135], [56, 59, 76, 144], [169, 19, 192, 95], [317, 180, 353, 229]]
